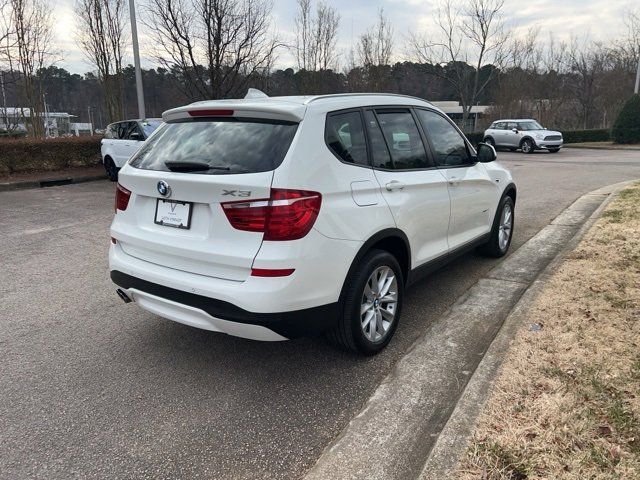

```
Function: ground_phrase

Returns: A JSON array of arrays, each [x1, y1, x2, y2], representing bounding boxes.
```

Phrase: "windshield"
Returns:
[[129, 118, 298, 175], [140, 120, 162, 137], [517, 121, 543, 131]]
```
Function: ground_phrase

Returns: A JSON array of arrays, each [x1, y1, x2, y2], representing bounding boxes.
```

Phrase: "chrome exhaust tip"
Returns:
[[116, 288, 132, 303]]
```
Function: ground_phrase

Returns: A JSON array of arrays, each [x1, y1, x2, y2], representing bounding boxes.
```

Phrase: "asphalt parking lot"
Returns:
[[2, 148, 640, 479]]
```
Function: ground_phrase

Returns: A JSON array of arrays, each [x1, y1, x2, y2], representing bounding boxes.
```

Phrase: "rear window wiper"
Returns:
[[164, 160, 230, 172]]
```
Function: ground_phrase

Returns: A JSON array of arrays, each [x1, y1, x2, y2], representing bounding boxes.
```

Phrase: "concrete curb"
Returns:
[[303, 180, 637, 480], [564, 145, 640, 151], [0, 173, 107, 192]]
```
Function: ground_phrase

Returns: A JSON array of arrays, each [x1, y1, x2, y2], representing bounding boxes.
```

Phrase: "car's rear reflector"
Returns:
[[188, 109, 234, 117], [115, 183, 131, 212], [221, 188, 321, 241], [251, 268, 295, 277]]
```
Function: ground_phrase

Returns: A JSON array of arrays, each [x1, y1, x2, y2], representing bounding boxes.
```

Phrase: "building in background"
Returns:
[[430, 101, 491, 132], [0, 107, 92, 137]]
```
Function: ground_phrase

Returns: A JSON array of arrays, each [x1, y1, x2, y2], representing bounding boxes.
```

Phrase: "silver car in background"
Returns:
[[483, 119, 563, 154]]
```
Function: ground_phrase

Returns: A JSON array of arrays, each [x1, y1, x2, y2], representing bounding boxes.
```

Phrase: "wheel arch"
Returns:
[[340, 229, 411, 301], [519, 136, 535, 148], [503, 182, 517, 205]]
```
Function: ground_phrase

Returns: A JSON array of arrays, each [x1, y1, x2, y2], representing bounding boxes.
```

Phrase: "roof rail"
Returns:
[[304, 93, 432, 105]]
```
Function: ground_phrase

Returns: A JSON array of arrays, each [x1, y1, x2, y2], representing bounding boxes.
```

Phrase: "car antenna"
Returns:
[[244, 88, 269, 99]]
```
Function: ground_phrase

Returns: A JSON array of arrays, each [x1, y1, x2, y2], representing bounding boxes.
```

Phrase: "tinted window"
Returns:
[[117, 122, 131, 139], [364, 110, 392, 169], [375, 110, 430, 170], [507, 122, 518, 131], [325, 111, 368, 166], [495, 122, 506, 130], [129, 119, 298, 175], [416, 109, 472, 167]]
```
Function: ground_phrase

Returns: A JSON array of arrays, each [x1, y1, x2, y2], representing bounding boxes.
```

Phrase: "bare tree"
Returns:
[[566, 38, 607, 129], [410, 0, 506, 130], [75, 0, 127, 122], [293, 0, 340, 92], [9, 0, 54, 138], [355, 8, 393, 91], [145, 0, 279, 100], [357, 8, 393, 67]]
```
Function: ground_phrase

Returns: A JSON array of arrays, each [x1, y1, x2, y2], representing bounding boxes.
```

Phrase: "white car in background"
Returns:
[[101, 119, 162, 181], [483, 119, 563, 154], [109, 93, 516, 355]]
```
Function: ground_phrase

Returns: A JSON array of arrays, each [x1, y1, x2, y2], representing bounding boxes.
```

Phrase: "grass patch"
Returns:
[[457, 183, 640, 479]]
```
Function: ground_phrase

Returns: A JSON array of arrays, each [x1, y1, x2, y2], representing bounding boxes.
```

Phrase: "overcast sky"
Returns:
[[53, 0, 636, 74]]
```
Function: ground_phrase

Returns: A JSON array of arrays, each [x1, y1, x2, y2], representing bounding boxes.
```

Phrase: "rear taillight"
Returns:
[[115, 183, 131, 212], [222, 188, 321, 241]]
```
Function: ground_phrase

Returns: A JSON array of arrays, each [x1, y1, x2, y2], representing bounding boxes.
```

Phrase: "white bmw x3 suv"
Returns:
[[109, 93, 516, 355]]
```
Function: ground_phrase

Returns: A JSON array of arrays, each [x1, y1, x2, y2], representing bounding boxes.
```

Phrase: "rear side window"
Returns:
[[325, 111, 369, 166], [375, 110, 430, 170], [129, 119, 298, 175]]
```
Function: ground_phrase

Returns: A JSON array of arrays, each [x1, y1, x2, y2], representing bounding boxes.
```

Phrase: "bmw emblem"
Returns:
[[157, 180, 171, 198]]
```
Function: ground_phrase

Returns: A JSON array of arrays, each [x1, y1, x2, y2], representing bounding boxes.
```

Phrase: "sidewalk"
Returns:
[[0, 164, 107, 192]]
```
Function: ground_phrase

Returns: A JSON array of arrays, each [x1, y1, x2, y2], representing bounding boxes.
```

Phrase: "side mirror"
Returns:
[[511, 128, 519, 133], [130, 132, 142, 141], [477, 142, 497, 163]]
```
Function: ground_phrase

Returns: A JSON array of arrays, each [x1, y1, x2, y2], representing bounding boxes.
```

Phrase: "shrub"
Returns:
[[611, 94, 640, 144], [0, 136, 102, 175], [561, 129, 610, 144]]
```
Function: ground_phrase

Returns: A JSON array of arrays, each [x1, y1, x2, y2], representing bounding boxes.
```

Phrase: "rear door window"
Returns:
[[325, 111, 369, 166], [129, 118, 298, 175], [374, 110, 431, 170]]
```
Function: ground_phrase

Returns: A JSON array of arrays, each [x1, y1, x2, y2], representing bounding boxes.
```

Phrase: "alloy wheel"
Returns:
[[360, 266, 398, 343], [498, 203, 513, 250]]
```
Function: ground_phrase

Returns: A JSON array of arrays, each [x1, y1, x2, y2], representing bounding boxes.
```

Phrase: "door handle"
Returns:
[[385, 181, 405, 191], [448, 177, 460, 186]]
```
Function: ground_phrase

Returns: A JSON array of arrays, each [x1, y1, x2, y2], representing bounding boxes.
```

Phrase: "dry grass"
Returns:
[[457, 183, 640, 480]]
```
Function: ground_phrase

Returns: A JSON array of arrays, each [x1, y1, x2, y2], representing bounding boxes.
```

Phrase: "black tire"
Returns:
[[478, 195, 515, 258], [104, 157, 118, 182], [483, 137, 495, 147], [328, 249, 404, 355], [520, 138, 535, 154], [548, 148, 560, 153]]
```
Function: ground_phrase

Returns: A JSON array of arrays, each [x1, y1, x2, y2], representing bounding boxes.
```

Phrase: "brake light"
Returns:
[[188, 109, 234, 117], [115, 183, 131, 212], [222, 188, 321, 241]]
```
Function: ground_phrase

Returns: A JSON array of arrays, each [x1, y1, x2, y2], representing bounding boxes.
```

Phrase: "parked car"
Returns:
[[109, 93, 516, 355], [483, 119, 563, 153], [101, 118, 162, 181]]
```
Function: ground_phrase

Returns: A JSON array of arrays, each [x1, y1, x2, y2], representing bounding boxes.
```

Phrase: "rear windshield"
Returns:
[[129, 118, 298, 174]]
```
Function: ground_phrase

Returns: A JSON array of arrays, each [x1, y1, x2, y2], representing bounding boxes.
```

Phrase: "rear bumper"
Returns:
[[111, 270, 340, 339]]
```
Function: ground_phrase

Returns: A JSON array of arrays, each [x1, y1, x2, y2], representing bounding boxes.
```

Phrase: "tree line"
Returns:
[[0, 0, 638, 136]]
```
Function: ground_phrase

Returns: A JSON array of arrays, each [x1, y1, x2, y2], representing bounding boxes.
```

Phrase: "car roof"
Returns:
[[163, 94, 439, 123], [492, 119, 537, 123]]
